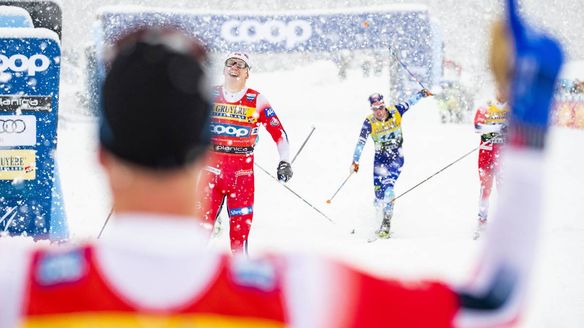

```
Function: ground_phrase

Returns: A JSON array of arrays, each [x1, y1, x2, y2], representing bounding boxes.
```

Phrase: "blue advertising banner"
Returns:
[[98, 6, 436, 86], [0, 29, 64, 238]]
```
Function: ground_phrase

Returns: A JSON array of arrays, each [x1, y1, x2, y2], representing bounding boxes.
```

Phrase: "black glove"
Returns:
[[277, 161, 293, 182]]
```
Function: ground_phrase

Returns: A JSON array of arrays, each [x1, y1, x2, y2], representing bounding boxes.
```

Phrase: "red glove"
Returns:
[[351, 162, 359, 173]]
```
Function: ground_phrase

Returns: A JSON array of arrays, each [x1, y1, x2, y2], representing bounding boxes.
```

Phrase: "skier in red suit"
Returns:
[[473, 91, 509, 239], [199, 51, 293, 254]]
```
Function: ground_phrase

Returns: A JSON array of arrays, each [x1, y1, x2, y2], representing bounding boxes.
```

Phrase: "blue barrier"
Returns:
[[91, 6, 440, 108], [0, 27, 67, 240]]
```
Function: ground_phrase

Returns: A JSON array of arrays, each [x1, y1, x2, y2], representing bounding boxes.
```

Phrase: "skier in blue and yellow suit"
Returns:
[[351, 89, 431, 238]]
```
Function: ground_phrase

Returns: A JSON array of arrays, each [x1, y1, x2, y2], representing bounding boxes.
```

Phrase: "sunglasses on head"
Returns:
[[368, 93, 383, 104], [225, 58, 248, 69]]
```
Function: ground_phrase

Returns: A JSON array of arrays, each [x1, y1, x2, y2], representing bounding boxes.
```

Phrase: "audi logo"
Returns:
[[0, 119, 26, 133]]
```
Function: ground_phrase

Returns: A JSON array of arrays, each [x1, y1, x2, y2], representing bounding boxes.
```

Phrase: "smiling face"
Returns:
[[224, 57, 249, 80], [371, 102, 388, 121]]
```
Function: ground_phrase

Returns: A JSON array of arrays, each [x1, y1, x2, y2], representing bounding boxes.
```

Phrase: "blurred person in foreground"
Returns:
[[0, 0, 563, 324], [199, 51, 292, 255], [473, 89, 509, 239]]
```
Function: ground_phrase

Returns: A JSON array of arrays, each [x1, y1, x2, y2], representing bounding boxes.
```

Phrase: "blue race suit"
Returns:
[[352, 91, 425, 216]]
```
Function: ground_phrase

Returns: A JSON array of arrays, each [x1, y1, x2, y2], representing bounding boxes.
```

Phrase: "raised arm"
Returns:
[[352, 118, 372, 166], [395, 89, 432, 115], [455, 0, 563, 325]]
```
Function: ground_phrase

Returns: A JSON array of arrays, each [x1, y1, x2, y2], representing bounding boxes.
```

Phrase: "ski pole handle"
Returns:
[[326, 171, 354, 204]]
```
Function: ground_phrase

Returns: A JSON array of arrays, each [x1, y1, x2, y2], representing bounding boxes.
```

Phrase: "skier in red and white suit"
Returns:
[[200, 52, 293, 254], [473, 91, 509, 238]]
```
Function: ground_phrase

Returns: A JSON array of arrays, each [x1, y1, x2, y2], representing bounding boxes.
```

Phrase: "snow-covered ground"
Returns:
[[57, 60, 584, 326]]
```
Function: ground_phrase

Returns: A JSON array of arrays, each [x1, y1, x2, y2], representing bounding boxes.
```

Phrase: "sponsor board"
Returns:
[[0, 28, 64, 238], [99, 8, 434, 59], [0, 115, 37, 146], [221, 19, 312, 49], [93, 7, 438, 116], [0, 149, 36, 180]]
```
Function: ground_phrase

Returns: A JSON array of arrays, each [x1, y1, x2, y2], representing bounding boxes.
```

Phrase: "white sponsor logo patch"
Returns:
[[211, 123, 250, 137], [0, 115, 36, 146]]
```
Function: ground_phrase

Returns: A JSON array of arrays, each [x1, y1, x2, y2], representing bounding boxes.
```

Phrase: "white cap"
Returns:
[[225, 51, 251, 69]]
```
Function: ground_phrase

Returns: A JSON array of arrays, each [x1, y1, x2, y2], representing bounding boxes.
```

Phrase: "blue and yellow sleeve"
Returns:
[[353, 118, 371, 163]]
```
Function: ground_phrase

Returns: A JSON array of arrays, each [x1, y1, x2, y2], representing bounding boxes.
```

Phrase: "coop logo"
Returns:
[[221, 19, 312, 49], [0, 54, 50, 76], [210, 123, 250, 138]]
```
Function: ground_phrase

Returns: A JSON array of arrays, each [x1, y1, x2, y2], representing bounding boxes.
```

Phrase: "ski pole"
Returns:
[[389, 46, 431, 93], [291, 125, 316, 164], [254, 162, 334, 223], [97, 205, 114, 239], [326, 171, 354, 204], [389, 143, 486, 205]]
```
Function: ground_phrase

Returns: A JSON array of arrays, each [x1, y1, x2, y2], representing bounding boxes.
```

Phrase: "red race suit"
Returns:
[[474, 100, 509, 221], [200, 86, 290, 253], [0, 215, 458, 328]]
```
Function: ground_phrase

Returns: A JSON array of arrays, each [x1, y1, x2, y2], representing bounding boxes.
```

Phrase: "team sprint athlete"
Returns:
[[198, 52, 293, 254]]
